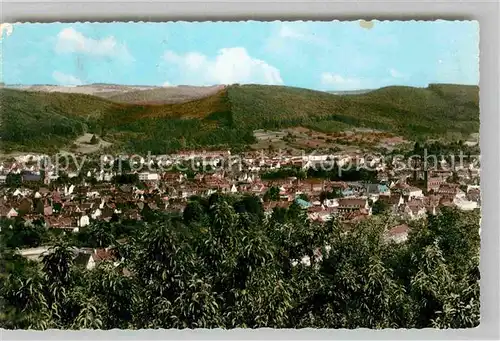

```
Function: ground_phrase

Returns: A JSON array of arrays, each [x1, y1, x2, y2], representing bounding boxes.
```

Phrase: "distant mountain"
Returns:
[[1, 83, 479, 154], [108, 85, 226, 104], [5, 84, 156, 98], [327, 89, 375, 95], [3, 84, 226, 105]]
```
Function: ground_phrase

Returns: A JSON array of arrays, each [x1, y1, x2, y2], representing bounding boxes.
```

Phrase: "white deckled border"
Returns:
[[0, 1, 498, 340]]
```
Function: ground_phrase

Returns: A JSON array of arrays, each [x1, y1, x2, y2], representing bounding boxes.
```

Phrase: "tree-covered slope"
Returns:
[[107, 85, 225, 104], [1, 83, 479, 154], [228, 84, 479, 138], [0, 87, 238, 153], [0, 88, 118, 152]]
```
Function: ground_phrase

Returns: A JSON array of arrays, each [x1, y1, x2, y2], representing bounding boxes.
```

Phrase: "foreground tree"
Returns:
[[0, 195, 480, 329]]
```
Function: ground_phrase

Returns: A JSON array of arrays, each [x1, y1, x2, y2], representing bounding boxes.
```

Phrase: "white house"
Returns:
[[404, 202, 427, 220], [405, 187, 424, 199], [91, 208, 102, 220], [308, 209, 334, 222], [87, 191, 100, 198], [324, 198, 339, 208], [302, 154, 330, 163], [7, 208, 18, 219], [206, 189, 217, 197], [279, 185, 286, 195], [78, 215, 90, 227], [75, 252, 96, 270], [238, 173, 255, 183], [455, 188, 466, 200], [453, 197, 478, 211], [138, 172, 159, 181]]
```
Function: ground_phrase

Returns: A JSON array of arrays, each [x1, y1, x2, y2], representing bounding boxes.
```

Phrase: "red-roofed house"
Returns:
[[384, 224, 410, 243]]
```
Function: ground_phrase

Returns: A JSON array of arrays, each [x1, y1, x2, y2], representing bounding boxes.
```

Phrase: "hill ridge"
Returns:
[[0, 84, 479, 154]]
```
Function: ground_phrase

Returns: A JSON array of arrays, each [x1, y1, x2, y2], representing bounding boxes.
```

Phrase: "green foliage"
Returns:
[[183, 200, 206, 224], [261, 167, 307, 180], [307, 164, 378, 182], [319, 189, 343, 203], [2, 84, 479, 153], [5, 174, 22, 188], [263, 186, 280, 202], [55, 171, 70, 185], [1, 88, 112, 152], [372, 200, 390, 215], [81, 222, 116, 248], [297, 193, 309, 202], [228, 84, 479, 140], [0, 218, 51, 248], [262, 165, 377, 183], [0, 195, 480, 329], [112, 173, 139, 185]]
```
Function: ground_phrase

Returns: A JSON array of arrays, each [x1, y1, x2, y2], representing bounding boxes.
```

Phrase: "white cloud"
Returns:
[[164, 51, 207, 72], [55, 28, 133, 62], [162, 81, 174, 87], [279, 25, 308, 40], [389, 68, 405, 78], [0, 23, 14, 39], [163, 47, 283, 86], [278, 24, 324, 45], [266, 23, 327, 54], [52, 71, 83, 86], [321, 73, 364, 90]]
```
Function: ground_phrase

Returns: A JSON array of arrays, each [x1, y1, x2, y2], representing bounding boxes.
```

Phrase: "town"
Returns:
[[0, 146, 481, 266]]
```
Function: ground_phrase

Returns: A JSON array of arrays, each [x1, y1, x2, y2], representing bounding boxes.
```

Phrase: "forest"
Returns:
[[261, 164, 378, 183], [0, 193, 480, 329], [1, 83, 479, 154]]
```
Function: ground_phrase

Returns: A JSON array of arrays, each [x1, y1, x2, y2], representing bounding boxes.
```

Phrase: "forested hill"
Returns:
[[228, 84, 479, 135], [0, 83, 479, 154]]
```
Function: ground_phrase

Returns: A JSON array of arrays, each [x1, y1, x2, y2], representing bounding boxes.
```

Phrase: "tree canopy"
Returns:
[[0, 194, 480, 329]]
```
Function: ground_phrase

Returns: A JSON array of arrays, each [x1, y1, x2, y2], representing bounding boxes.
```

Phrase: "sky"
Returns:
[[0, 21, 479, 91]]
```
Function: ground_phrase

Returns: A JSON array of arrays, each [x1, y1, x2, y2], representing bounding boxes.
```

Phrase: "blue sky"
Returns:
[[0, 21, 479, 91]]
